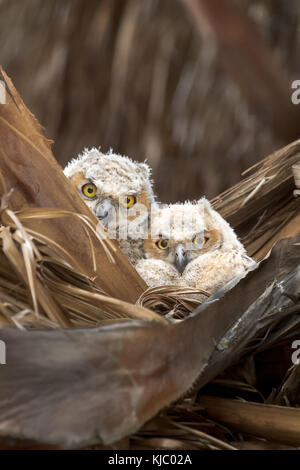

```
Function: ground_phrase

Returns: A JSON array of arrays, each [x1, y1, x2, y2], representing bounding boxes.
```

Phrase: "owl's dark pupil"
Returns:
[[88, 187, 93, 194], [126, 197, 130, 203], [161, 240, 167, 248]]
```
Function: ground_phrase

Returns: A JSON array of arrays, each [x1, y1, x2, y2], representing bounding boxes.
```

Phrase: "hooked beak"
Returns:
[[174, 244, 188, 274], [95, 199, 112, 223]]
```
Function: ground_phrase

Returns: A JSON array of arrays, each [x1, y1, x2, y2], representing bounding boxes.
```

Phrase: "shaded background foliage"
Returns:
[[1, 0, 300, 202]]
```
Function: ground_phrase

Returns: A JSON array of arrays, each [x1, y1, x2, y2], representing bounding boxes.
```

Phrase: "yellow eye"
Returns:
[[156, 239, 169, 250], [121, 195, 136, 208], [193, 234, 208, 246], [82, 182, 97, 198]]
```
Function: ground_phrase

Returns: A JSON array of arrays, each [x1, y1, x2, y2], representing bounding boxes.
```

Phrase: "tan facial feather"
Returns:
[[136, 189, 151, 210], [69, 172, 87, 192], [127, 188, 151, 221], [201, 228, 223, 253]]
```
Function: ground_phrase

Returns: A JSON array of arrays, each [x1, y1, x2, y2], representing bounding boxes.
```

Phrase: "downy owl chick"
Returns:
[[64, 148, 155, 265], [136, 198, 256, 292]]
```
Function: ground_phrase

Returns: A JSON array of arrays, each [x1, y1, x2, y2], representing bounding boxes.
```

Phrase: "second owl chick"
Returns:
[[64, 148, 155, 265], [136, 198, 256, 294]]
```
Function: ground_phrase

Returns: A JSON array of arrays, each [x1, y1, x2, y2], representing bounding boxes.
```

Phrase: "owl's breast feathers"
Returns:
[[182, 249, 256, 293]]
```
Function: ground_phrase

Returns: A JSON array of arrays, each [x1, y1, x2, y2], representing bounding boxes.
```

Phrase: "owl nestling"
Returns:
[[64, 148, 155, 264], [136, 198, 256, 294]]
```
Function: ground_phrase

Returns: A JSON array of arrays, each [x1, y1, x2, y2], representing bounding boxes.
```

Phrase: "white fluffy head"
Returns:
[[64, 148, 155, 201]]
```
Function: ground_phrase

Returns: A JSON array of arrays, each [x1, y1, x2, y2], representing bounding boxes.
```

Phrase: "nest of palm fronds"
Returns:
[[0, 69, 299, 450], [138, 286, 210, 321]]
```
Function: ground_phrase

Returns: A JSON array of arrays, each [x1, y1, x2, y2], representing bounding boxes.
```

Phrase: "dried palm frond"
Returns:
[[212, 139, 300, 259], [132, 402, 238, 450], [272, 364, 300, 406], [196, 396, 300, 446], [130, 398, 299, 450], [0, 203, 165, 329]]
